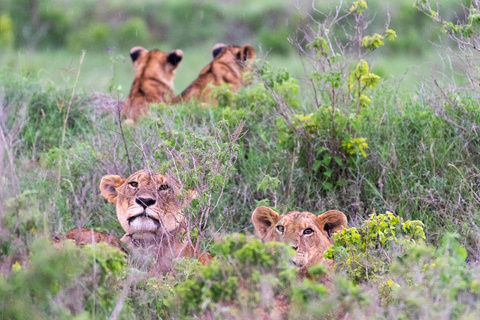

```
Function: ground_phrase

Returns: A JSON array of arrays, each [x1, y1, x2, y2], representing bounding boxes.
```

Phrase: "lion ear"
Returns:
[[240, 45, 256, 62], [100, 175, 125, 204], [316, 210, 347, 239], [212, 43, 226, 58], [252, 206, 281, 239], [130, 46, 148, 69], [167, 49, 183, 66]]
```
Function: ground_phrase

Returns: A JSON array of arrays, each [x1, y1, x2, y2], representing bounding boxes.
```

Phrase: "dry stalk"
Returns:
[[56, 50, 86, 191]]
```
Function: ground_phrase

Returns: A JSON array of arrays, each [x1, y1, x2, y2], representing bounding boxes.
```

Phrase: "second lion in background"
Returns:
[[174, 43, 256, 104]]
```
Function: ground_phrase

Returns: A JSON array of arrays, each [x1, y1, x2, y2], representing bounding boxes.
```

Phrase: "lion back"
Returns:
[[175, 44, 256, 104], [123, 47, 183, 122]]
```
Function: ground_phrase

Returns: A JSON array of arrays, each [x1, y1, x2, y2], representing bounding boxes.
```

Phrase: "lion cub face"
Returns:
[[100, 170, 184, 238], [252, 206, 347, 272]]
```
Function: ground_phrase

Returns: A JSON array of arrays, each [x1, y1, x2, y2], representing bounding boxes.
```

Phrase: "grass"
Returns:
[[0, 46, 307, 98]]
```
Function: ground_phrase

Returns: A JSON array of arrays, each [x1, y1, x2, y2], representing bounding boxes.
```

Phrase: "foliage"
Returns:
[[171, 234, 365, 319], [0, 14, 14, 50], [378, 233, 480, 318], [325, 211, 426, 283], [0, 239, 125, 319]]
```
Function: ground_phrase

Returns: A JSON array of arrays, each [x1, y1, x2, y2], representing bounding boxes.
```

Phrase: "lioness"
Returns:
[[54, 228, 125, 252], [123, 47, 183, 122], [174, 43, 256, 103], [100, 169, 211, 273], [252, 206, 347, 278]]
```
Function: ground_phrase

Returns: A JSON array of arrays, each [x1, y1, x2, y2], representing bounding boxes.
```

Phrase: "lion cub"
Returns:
[[174, 43, 256, 104], [123, 47, 183, 122], [252, 206, 347, 278], [100, 169, 211, 274]]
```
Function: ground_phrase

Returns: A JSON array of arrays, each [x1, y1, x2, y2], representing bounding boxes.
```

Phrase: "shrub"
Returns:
[[117, 17, 152, 49], [67, 23, 113, 52], [0, 14, 14, 50], [0, 239, 125, 319], [325, 211, 426, 283]]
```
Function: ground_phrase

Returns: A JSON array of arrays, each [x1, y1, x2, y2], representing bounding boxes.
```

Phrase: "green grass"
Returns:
[[0, 47, 308, 97]]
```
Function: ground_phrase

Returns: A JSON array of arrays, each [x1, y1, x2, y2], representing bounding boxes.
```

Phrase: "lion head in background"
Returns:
[[175, 43, 256, 103], [123, 47, 183, 122]]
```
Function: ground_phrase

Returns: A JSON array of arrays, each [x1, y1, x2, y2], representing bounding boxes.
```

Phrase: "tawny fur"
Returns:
[[251, 206, 347, 318], [174, 44, 256, 104], [54, 228, 125, 252], [100, 169, 211, 274], [252, 206, 347, 279], [123, 47, 183, 122]]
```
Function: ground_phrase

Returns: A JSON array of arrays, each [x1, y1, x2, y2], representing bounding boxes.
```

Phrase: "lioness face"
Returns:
[[100, 170, 184, 238], [252, 206, 347, 270]]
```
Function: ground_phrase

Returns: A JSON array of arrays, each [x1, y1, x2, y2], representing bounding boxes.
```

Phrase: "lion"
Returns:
[[53, 228, 125, 253], [123, 46, 183, 122], [173, 43, 256, 104], [99, 169, 211, 274], [251, 206, 347, 279]]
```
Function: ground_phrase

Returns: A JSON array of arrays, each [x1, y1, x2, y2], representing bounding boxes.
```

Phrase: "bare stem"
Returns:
[[56, 50, 86, 192], [117, 106, 133, 175]]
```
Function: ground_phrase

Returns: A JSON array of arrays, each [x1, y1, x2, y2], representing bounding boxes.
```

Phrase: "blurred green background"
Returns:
[[0, 0, 464, 95]]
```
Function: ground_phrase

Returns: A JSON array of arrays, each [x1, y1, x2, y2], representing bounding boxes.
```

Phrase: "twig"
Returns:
[[116, 105, 133, 175], [0, 128, 19, 196], [109, 274, 137, 320]]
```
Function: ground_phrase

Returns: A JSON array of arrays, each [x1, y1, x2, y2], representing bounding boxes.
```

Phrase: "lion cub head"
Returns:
[[175, 43, 256, 103], [123, 47, 183, 122], [100, 170, 185, 240], [252, 206, 347, 276]]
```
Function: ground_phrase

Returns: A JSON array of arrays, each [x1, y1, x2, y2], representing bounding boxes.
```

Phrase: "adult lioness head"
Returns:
[[252, 206, 347, 277], [174, 43, 256, 103], [100, 169, 185, 240], [100, 169, 211, 272], [123, 47, 183, 122]]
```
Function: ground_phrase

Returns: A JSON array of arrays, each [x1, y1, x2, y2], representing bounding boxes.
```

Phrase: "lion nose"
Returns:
[[291, 246, 298, 251], [135, 197, 156, 209]]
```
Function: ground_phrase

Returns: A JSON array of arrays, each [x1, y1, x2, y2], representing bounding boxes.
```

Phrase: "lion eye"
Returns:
[[158, 184, 169, 191], [128, 181, 138, 188], [276, 225, 284, 233], [303, 228, 314, 235]]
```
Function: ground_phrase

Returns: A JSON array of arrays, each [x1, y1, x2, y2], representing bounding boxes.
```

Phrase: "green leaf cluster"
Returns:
[[0, 239, 126, 319], [324, 211, 426, 282], [172, 234, 296, 317]]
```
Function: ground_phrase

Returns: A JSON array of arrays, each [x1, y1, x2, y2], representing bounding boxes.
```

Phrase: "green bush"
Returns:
[[117, 17, 152, 49], [68, 23, 113, 52], [0, 239, 125, 319], [0, 14, 14, 50], [325, 211, 426, 283]]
